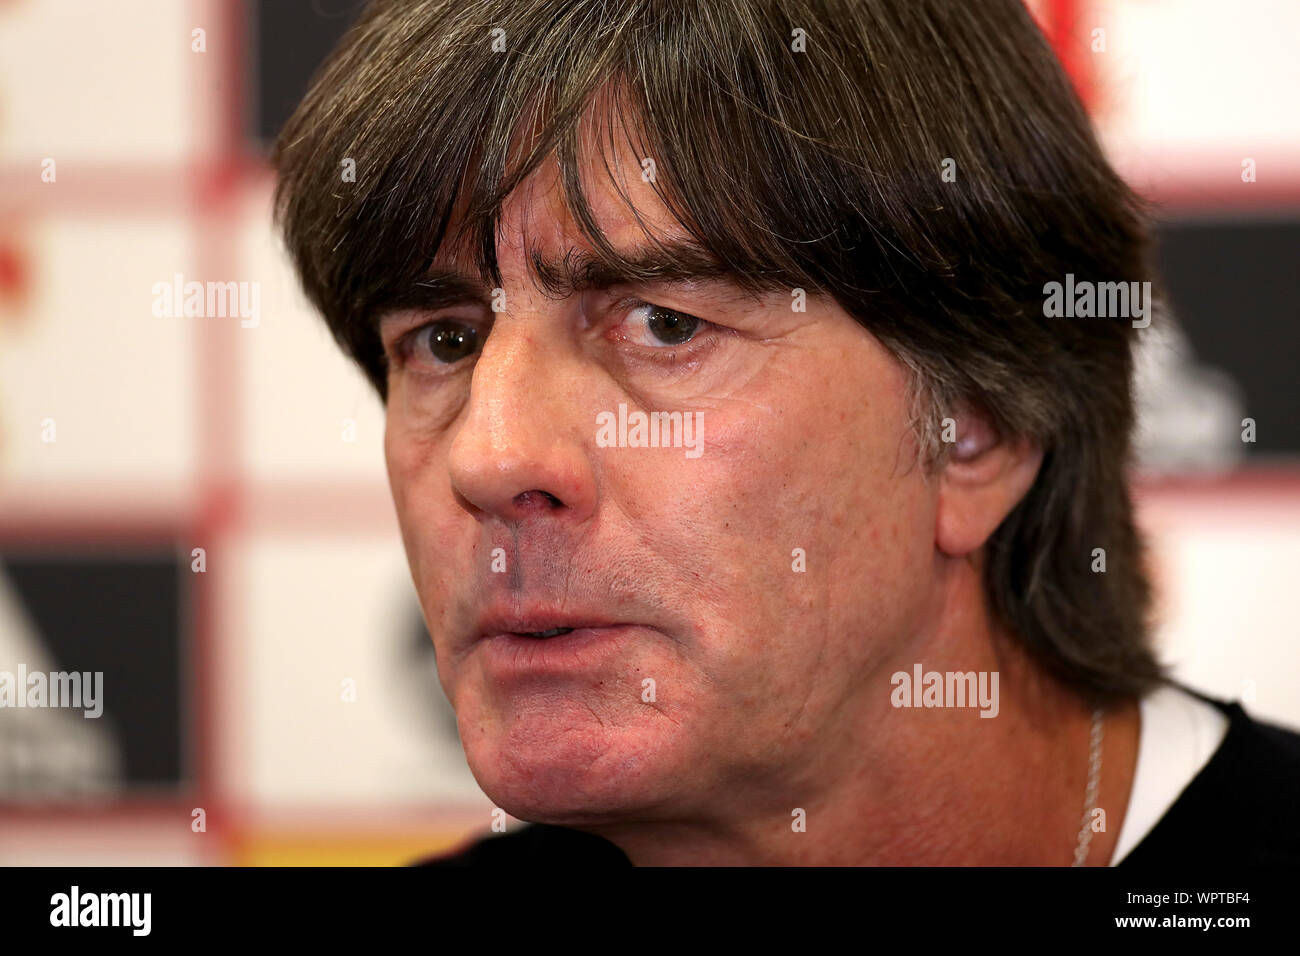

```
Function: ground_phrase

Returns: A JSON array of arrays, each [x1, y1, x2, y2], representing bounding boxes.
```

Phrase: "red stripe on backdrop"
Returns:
[[186, 0, 251, 864], [1043, 0, 1096, 112]]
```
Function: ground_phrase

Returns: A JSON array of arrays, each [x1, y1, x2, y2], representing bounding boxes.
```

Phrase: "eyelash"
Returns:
[[393, 298, 728, 374]]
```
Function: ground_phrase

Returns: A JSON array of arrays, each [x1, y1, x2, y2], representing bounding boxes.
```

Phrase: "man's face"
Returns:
[[381, 125, 941, 826]]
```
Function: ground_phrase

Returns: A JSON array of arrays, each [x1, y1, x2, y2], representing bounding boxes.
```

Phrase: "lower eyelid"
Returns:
[[624, 327, 727, 367]]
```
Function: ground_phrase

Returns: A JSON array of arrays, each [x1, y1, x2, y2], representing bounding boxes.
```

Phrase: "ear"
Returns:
[[935, 407, 1044, 558]]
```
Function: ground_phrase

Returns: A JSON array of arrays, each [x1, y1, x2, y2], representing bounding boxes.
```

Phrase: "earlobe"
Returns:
[[935, 411, 1043, 558]]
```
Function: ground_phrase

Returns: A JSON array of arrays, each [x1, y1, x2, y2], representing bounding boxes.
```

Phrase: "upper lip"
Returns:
[[474, 607, 625, 640]]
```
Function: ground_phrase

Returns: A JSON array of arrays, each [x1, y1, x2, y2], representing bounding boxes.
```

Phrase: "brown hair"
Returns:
[[274, 0, 1166, 705]]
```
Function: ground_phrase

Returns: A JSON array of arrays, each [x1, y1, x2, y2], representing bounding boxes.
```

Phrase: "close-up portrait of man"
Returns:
[[264, 0, 1300, 868]]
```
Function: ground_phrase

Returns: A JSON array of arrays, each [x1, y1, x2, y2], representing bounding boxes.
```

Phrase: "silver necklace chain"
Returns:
[[1071, 708, 1105, 866]]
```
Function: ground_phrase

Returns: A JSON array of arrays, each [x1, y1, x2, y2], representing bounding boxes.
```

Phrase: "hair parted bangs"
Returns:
[[274, 0, 835, 399], [275, 0, 1166, 706]]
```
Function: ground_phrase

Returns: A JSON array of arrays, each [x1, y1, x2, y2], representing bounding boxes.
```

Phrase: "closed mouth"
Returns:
[[474, 609, 629, 645], [518, 627, 575, 639]]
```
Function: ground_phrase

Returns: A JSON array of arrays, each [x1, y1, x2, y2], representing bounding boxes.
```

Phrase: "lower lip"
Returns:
[[478, 625, 639, 678]]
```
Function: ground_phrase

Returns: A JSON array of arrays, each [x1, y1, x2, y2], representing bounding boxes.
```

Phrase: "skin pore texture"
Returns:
[[380, 111, 1141, 866]]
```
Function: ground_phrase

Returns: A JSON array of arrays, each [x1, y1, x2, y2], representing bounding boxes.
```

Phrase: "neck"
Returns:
[[587, 558, 1141, 865]]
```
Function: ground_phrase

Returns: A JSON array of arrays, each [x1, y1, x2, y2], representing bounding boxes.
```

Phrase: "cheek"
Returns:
[[384, 411, 464, 634], [384, 413, 428, 561], [603, 338, 935, 706]]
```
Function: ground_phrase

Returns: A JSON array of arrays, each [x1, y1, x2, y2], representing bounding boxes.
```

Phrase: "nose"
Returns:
[[447, 317, 598, 527]]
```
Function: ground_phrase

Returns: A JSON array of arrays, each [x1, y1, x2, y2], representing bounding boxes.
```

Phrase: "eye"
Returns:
[[405, 319, 481, 368], [618, 302, 702, 347]]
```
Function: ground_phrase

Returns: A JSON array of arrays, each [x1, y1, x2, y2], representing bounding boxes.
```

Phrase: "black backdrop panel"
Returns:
[[1, 552, 187, 790]]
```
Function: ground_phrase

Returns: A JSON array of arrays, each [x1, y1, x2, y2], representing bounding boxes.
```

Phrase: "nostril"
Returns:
[[514, 490, 562, 510]]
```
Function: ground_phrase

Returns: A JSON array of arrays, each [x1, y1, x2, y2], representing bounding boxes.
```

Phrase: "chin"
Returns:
[[459, 702, 686, 825]]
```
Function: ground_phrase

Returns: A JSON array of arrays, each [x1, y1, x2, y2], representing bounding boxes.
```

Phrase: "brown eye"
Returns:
[[616, 302, 701, 348], [412, 320, 480, 364], [646, 306, 699, 345]]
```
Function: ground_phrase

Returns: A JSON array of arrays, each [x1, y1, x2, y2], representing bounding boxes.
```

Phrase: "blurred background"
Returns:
[[0, 0, 1296, 864]]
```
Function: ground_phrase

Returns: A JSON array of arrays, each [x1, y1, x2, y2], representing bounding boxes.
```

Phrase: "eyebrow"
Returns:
[[529, 241, 737, 297], [372, 238, 759, 325]]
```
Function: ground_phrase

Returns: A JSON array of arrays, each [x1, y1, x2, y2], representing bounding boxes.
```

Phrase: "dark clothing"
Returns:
[[1119, 693, 1300, 867], [417, 818, 632, 867]]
